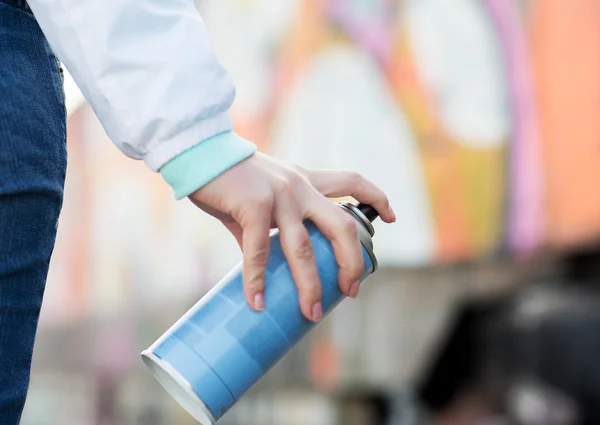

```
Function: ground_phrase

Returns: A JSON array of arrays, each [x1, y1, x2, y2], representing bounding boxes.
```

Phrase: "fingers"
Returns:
[[275, 195, 323, 322], [306, 197, 364, 299], [304, 169, 396, 223], [240, 199, 273, 312]]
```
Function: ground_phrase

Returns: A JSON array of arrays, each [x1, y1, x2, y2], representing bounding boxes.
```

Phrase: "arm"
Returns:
[[28, 0, 255, 191], [28, 0, 395, 320]]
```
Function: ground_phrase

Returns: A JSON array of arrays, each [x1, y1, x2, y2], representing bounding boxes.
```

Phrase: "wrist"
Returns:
[[160, 131, 257, 199]]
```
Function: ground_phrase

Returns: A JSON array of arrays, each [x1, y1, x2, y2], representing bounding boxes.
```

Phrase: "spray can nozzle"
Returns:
[[355, 203, 379, 223]]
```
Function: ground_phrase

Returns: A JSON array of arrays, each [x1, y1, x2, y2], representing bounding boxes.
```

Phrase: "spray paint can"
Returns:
[[141, 201, 379, 424]]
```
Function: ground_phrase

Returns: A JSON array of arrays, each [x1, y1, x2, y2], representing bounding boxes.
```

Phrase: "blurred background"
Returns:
[[20, 0, 600, 424]]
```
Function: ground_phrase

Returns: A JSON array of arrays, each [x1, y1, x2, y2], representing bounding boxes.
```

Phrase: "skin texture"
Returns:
[[189, 152, 395, 322]]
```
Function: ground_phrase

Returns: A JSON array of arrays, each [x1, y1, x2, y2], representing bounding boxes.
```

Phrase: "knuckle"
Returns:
[[244, 270, 265, 291], [346, 170, 363, 185], [293, 232, 314, 261], [337, 249, 363, 272], [253, 192, 274, 210], [287, 171, 305, 186], [341, 216, 359, 237], [349, 261, 364, 278], [247, 247, 270, 268], [273, 177, 292, 196], [339, 259, 363, 282], [291, 163, 308, 176]]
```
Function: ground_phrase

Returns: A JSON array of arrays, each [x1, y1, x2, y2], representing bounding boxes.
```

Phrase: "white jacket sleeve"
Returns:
[[27, 0, 237, 171]]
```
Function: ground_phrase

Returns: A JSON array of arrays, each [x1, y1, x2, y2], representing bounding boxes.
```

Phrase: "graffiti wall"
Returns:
[[203, 0, 600, 264], [41, 0, 600, 323]]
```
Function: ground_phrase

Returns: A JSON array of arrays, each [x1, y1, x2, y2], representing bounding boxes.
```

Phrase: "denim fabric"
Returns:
[[0, 1, 31, 14], [0, 4, 67, 424]]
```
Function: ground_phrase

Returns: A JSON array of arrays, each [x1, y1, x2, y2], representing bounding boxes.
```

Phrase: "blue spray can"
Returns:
[[142, 201, 379, 424]]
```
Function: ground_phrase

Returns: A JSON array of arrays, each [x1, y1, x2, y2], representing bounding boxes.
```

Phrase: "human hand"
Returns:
[[189, 152, 395, 322]]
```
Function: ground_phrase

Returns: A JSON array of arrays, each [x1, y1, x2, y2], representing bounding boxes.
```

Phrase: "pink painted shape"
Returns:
[[324, 0, 396, 63], [484, 0, 543, 256]]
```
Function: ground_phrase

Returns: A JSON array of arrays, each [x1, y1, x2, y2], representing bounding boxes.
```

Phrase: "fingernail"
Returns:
[[388, 205, 397, 222], [254, 292, 265, 311], [312, 302, 322, 322], [349, 281, 360, 298]]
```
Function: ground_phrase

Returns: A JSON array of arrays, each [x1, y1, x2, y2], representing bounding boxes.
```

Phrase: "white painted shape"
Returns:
[[201, 0, 298, 115], [404, 0, 509, 146]]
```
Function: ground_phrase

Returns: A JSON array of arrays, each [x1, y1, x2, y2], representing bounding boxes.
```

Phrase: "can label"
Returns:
[[148, 220, 375, 420]]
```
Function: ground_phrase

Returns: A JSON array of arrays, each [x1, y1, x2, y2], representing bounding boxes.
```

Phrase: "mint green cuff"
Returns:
[[160, 132, 257, 199]]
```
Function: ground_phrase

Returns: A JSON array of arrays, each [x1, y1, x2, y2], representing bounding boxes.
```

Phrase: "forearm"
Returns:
[[28, 0, 255, 194]]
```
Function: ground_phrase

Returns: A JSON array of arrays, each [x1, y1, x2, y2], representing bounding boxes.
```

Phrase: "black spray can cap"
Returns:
[[356, 203, 379, 223]]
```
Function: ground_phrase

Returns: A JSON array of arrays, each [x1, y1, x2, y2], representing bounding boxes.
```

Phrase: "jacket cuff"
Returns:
[[144, 112, 234, 171], [160, 131, 257, 199]]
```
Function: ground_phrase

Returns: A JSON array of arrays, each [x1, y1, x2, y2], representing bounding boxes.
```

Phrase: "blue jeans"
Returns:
[[0, 3, 67, 424]]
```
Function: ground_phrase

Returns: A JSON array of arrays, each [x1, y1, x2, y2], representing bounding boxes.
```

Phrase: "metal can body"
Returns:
[[142, 206, 377, 424]]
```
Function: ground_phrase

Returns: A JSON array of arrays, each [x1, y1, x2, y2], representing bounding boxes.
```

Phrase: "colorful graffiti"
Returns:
[[42, 0, 600, 323], [203, 0, 600, 265]]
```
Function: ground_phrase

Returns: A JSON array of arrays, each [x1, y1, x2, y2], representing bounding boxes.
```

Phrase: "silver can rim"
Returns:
[[339, 201, 375, 236], [141, 350, 217, 425], [339, 201, 378, 272]]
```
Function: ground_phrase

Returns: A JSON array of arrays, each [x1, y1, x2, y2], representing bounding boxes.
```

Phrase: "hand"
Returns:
[[189, 152, 395, 321]]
